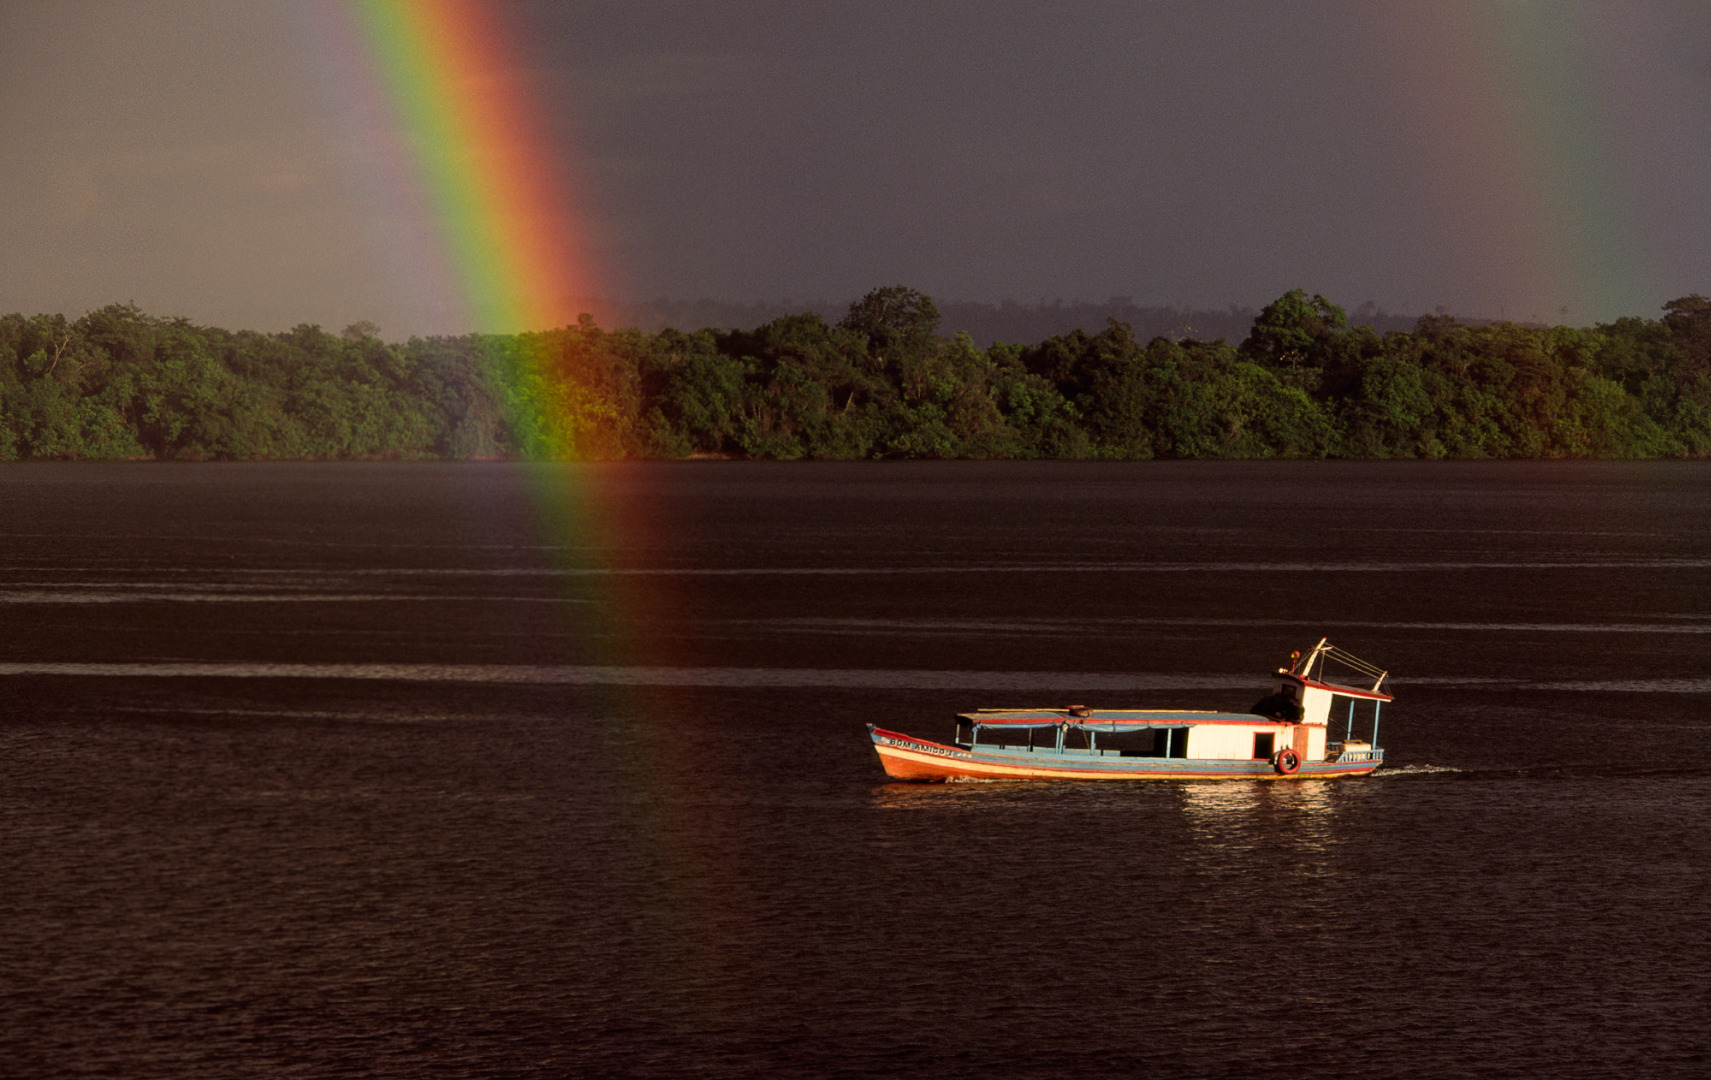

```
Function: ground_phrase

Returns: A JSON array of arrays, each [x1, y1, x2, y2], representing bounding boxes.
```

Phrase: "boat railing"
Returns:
[[977, 743, 1161, 759], [1328, 744, 1383, 763]]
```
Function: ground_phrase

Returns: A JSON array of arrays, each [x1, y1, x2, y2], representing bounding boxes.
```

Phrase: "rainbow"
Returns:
[[1377, 2, 1654, 324], [325, 2, 734, 1007], [346, 0, 600, 334], [298, 0, 632, 456], [329, 0, 647, 615], [324, 1, 1664, 336], [1478, 1, 1656, 324]]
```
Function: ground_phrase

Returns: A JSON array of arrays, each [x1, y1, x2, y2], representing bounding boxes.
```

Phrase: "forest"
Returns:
[[3, 287, 1710, 461]]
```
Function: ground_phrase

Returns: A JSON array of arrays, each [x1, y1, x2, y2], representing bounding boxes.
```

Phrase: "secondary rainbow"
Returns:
[[1377, 1, 1653, 324]]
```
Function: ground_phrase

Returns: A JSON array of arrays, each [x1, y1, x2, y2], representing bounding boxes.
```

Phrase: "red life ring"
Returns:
[[1273, 748, 1302, 776]]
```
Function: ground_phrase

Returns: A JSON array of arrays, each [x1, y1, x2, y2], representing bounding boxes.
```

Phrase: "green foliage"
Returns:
[[1663, 294, 1711, 372], [838, 285, 941, 367], [1241, 288, 1349, 382], [6, 289, 1711, 461]]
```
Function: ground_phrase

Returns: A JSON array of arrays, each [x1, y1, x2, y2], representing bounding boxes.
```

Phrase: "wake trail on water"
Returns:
[[1376, 763, 1463, 776]]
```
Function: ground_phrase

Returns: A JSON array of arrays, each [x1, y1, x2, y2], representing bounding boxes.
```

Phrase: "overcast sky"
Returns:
[[2, 0, 1709, 336]]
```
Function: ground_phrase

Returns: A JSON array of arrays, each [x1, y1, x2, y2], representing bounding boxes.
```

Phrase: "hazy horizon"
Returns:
[[3, 1, 1709, 337]]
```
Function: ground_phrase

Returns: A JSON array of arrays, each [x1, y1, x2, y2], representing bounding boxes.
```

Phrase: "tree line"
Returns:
[[586, 294, 1424, 345], [3, 287, 1710, 460]]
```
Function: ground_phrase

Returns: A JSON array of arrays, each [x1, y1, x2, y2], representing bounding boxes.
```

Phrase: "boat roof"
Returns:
[[1284, 639, 1393, 700], [960, 709, 1277, 729], [1281, 671, 1394, 702]]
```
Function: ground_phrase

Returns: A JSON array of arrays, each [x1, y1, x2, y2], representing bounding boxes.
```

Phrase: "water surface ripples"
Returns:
[[4, 461, 1710, 1078]]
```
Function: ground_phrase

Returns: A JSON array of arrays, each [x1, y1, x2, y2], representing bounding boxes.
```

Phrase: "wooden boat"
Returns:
[[869, 639, 1390, 781]]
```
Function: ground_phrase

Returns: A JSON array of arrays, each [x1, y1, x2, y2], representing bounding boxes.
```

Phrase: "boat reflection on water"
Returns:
[[1180, 778, 1337, 849]]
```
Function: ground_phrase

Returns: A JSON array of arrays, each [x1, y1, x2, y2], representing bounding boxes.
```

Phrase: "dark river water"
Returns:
[[3, 461, 1709, 1078]]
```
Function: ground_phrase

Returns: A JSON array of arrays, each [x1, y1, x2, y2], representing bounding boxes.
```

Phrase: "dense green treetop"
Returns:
[[3, 291, 1711, 460]]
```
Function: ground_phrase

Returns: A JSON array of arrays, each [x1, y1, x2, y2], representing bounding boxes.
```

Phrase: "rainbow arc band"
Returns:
[[352, 0, 596, 334]]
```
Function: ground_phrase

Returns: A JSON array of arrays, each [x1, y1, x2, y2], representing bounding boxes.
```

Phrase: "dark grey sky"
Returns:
[[3, 0, 1709, 335]]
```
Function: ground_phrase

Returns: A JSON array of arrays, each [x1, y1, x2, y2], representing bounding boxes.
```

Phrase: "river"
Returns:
[[3, 461, 1708, 1077]]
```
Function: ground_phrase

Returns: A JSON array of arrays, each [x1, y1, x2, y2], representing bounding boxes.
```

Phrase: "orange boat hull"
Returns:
[[869, 727, 1381, 781]]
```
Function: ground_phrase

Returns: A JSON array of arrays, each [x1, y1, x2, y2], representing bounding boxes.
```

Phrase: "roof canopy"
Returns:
[[961, 710, 1264, 729], [1285, 674, 1394, 703], [1288, 639, 1392, 700]]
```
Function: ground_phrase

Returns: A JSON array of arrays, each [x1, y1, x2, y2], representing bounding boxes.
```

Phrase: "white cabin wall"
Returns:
[[1305, 724, 1326, 760], [1187, 725, 1273, 760], [1300, 686, 1334, 727]]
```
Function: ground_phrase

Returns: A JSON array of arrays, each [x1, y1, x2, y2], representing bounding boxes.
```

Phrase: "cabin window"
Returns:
[[1088, 729, 1156, 757], [1253, 733, 1274, 759], [1142, 727, 1188, 758], [982, 726, 1035, 749], [1106, 728, 1180, 757], [973, 725, 1063, 750]]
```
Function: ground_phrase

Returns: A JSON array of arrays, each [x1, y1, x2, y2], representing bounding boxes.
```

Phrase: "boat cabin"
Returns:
[[956, 709, 1299, 763], [871, 637, 1389, 781], [953, 640, 1391, 766], [1267, 638, 1392, 761]]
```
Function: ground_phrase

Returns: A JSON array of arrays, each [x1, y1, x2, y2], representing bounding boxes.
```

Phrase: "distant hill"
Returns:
[[595, 297, 1424, 344]]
